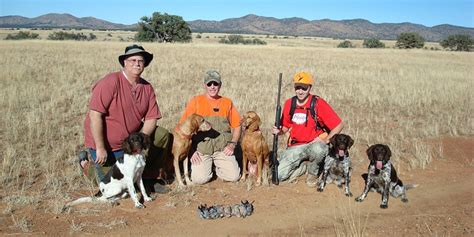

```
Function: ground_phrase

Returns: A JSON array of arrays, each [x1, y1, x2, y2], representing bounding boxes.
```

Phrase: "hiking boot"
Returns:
[[306, 174, 318, 188]]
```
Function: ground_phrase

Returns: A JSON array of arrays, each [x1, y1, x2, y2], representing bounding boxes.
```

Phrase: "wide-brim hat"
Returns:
[[118, 44, 153, 67]]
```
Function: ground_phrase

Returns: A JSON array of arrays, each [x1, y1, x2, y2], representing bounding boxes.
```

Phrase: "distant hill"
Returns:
[[0, 13, 133, 30], [188, 14, 474, 42], [1, 13, 473, 42]]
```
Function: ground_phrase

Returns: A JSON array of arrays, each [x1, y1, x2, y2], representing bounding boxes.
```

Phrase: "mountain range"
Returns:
[[1, 13, 473, 42]]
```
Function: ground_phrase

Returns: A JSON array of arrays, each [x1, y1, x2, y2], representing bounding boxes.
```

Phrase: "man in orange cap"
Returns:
[[272, 71, 344, 187]]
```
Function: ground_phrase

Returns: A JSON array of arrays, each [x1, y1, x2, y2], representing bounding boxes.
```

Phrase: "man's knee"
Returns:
[[191, 173, 212, 185]]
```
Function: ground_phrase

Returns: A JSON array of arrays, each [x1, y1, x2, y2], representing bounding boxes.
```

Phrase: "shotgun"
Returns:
[[271, 73, 282, 185]]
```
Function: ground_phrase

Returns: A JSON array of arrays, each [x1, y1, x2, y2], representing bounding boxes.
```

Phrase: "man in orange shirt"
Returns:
[[178, 70, 241, 185]]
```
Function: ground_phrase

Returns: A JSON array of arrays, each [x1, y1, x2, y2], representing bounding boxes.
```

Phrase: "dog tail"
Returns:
[[66, 197, 95, 207], [405, 184, 418, 190]]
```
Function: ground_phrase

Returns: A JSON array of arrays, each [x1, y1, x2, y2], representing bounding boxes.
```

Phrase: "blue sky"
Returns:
[[1, 0, 473, 27]]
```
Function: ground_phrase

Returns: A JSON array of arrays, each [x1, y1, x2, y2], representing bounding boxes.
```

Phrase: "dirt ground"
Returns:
[[1, 136, 473, 236]]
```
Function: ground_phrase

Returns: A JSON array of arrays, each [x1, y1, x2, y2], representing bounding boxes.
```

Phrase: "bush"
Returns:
[[337, 40, 355, 48], [363, 38, 385, 48], [440, 34, 473, 52], [5, 31, 40, 40], [396, 32, 424, 49], [218, 35, 267, 45], [196, 34, 202, 39], [47, 31, 96, 41]]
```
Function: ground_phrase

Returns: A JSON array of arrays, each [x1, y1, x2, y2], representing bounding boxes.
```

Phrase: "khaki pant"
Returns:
[[190, 151, 241, 185], [85, 126, 172, 184]]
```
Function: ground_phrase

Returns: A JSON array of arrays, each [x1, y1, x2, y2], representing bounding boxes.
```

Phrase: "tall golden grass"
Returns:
[[0, 39, 472, 215]]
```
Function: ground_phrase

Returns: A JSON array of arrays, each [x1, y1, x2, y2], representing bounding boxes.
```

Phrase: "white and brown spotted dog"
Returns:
[[317, 134, 354, 196], [355, 144, 416, 209], [67, 132, 153, 208]]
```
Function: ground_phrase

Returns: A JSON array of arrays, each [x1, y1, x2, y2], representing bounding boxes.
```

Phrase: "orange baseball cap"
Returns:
[[293, 71, 314, 85]]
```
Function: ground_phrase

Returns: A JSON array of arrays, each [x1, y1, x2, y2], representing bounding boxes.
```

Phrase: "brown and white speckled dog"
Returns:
[[355, 144, 416, 209]]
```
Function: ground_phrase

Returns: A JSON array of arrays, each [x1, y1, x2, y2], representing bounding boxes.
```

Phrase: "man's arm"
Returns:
[[322, 122, 344, 144], [141, 118, 157, 136], [223, 125, 241, 156], [89, 110, 107, 165]]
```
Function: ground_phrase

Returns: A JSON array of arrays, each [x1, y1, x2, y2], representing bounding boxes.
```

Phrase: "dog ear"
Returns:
[[348, 136, 354, 149], [141, 132, 151, 150], [121, 137, 132, 154], [330, 135, 337, 146], [384, 145, 392, 161], [366, 145, 374, 161], [255, 115, 262, 127]]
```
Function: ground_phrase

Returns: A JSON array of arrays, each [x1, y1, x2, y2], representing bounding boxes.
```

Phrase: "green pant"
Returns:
[[85, 126, 172, 184]]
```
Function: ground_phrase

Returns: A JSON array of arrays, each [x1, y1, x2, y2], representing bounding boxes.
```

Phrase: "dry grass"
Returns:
[[0, 38, 472, 223]]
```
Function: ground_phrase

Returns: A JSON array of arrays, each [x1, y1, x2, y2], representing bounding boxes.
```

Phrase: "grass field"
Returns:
[[0, 35, 472, 227]]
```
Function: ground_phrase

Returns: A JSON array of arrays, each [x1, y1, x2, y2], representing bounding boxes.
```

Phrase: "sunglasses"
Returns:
[[206, 81, 220, 87], [294, 85, 310, 91]]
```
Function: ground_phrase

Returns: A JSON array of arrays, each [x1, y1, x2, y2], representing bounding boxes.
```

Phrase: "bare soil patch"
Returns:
[[1, 136, 472, 236]]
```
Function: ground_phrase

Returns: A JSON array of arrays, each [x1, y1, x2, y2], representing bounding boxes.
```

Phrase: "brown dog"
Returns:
[[240, 111, 269, 186], [172, 114, 211, 188]]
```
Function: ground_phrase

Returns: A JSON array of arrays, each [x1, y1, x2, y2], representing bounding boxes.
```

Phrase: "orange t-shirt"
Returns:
[[179, 94, 240, 128]]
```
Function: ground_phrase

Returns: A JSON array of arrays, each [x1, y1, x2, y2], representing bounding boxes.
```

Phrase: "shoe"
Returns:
[[306, 174, 318, 188], [78, 150, 90, 178]]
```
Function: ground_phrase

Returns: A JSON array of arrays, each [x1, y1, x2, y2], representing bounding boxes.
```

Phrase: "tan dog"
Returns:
[[172, 114, 211, 188], [240, 111, 270, 186]]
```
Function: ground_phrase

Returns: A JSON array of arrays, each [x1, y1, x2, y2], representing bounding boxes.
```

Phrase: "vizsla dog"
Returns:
[[172, 114, 211, 188], [240, 111, 269, 186]]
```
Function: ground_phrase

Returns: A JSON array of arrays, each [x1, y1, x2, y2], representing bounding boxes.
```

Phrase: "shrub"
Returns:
[[218, 35, 267, 45], [5, 31, 40, 40], [440, 34, 473, 52], [337, 40, 355, 48], [196, 34, 202, 39], [363, 38, 385, 48], [396, 32, 425, 49], [47, 31, 96, 41]]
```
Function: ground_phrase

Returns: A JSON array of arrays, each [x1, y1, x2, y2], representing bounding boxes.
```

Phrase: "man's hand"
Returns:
[[95, 147, 108, 165], [223, 143, 236, 156], [190, 151, 203, 165]]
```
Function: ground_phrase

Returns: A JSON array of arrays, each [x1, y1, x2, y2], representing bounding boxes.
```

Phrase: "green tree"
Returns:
[[396, 32, 425, 49], [440, 34, 473, 51], [135, 12, 192, 43], [337, 40, 355, 48], [363, 38, 385, 48]]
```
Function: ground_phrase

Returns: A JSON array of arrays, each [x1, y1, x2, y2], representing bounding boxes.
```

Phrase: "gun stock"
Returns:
[[271, 73, 283, 185]]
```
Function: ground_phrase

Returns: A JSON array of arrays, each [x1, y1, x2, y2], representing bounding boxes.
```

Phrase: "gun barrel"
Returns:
[[271, 73, 283, 185]]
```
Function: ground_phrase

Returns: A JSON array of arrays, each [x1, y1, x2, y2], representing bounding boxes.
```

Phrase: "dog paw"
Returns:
[[144, 196, 153, 202], [345, 192, 353, 197], [401, 198, 408, 203], [380, 204, 388, 209], [355, 197, 364, 202], [135, 203, 145, 209], [317, 187, 324, 192]]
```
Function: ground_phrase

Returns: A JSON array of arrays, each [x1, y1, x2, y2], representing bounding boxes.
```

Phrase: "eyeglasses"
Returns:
[[126, 58, 145, 65], [206, 81, 220, 87], [294, 85, 309, 91]]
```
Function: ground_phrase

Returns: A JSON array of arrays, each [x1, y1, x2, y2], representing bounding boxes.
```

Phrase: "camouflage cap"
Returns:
[[203, 70, 222, 84]]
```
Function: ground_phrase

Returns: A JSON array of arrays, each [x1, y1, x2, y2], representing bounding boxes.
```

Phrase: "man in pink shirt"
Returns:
[[81, 45, 171, 184]]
